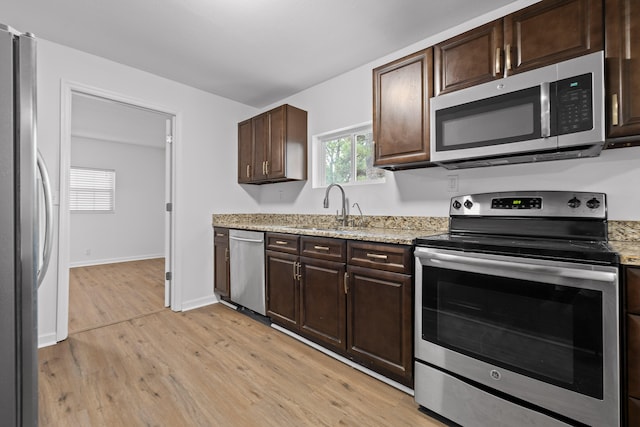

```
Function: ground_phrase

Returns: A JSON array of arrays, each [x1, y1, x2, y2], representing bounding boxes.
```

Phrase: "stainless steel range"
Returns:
[[414, 191, 620, 427]]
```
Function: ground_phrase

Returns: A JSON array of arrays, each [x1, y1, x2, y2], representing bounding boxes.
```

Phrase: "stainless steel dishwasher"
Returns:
[[229, 229, 266, 315]]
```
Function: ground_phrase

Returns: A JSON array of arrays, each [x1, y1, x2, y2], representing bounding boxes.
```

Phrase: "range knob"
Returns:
[[452, 200, 462, 210], [586, 198, 601, 209], [567, 197, 581, 208], [463, 200, 473, 209]]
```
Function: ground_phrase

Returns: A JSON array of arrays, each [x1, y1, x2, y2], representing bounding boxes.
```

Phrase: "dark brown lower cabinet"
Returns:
[[265, 232, 414, 388], [213, 227, 230, 298], [299, 256, 346, 352], [266, 250, 299, 329], [266, 233, 347, 353], [347, 265, 413, 387], [626, 266, 640, 426]]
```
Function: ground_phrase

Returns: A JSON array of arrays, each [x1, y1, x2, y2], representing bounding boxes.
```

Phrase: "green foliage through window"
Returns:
[[320, 127, 384, 186]]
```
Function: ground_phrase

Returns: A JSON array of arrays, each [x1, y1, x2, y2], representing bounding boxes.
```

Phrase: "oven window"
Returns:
[[435, 86, 541, 151], [422, 266, 603, 399]]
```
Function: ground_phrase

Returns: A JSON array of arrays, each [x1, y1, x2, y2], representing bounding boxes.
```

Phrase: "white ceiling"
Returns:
[[1, 0, 519, 108]]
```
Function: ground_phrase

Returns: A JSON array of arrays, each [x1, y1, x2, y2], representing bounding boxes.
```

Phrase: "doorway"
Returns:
[[57, 83, 177, 341]]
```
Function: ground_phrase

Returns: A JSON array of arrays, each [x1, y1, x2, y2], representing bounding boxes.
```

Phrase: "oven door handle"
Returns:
[[422, 251, 617, 283]]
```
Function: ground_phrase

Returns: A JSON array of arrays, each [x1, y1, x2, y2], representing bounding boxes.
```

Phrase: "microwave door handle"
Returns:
[[540, 82, 551, 138]]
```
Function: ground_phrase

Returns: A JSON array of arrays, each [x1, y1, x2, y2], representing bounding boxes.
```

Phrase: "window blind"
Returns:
[[69, 167, 115, 212]]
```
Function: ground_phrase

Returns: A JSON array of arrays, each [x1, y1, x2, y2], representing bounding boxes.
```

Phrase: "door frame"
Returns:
[[57, 80, 179, 342]]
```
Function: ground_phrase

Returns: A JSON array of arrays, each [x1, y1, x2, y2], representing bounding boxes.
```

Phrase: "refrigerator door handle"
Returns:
[[37, 150, 53, 287]]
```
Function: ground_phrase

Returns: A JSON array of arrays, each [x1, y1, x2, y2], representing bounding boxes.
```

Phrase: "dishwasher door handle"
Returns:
[[229, 236, 264, 244]]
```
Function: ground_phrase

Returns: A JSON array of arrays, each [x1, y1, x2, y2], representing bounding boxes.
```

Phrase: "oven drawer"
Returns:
[[347, 241, 411, 274]]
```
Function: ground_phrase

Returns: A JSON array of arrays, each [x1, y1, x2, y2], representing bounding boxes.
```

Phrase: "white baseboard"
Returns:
[[69, 253, 164, 268], [38, 332, 58, 349], [181, 295, 217, 312]]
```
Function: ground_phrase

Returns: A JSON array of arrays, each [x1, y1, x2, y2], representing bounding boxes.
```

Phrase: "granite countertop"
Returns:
[[212, 213, 447, 245], [609, 241, 640, 266], [213, 214, 640, 266]]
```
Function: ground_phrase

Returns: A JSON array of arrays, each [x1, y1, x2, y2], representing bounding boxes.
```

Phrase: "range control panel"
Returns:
[[450, 191, 606, 219]]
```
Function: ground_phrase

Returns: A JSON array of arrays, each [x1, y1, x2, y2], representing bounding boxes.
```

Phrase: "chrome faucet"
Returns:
[[323, 183, 347, 226]]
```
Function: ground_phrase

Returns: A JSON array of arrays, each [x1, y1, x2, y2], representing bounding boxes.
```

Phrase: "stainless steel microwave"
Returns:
[[430, 51, 605, 169]]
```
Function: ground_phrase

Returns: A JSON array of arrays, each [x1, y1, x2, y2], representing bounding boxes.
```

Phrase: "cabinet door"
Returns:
[[434, 20, 504, 95], [299, 257, 346, 352], [605, 0, 640, 138], [252, 113, 269, 182], [373, 48, 432, 167], [213, 228, 230, 297], [504, 0, 603, 75], [629, 314, 640, 399], [237, 120, 253, 183], [346, 265, 413, 386], [266, 251, 299, 329], [266, 105, 286, 180]]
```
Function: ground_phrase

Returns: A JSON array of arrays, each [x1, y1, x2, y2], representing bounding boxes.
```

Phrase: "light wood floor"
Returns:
[[68, 258, 166, 334], [40, 292, 446, 426]]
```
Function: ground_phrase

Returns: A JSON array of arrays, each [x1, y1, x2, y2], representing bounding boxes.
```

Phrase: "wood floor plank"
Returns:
[[68, 258, 165, 334], [43, 259, 445, 425], [39, 304, 446, 426]]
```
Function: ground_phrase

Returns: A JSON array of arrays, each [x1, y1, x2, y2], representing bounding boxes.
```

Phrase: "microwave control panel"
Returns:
[[552, 73, 593, 135]]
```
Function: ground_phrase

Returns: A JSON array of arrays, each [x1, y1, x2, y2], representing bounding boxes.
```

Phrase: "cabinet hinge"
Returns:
[[166, 202, 173, 212], [165, 272, 172, 281]]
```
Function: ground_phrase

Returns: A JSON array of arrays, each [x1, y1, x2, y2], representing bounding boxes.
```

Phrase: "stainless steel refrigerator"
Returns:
[[1, 24, 52, 426]]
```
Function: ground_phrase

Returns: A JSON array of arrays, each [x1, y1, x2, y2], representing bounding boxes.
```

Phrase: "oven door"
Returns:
[[414, 247, 620, 427]]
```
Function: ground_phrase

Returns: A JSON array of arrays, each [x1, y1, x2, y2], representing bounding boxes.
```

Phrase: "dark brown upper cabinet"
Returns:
[[237, 104, 307, 184], [435, 0, 603, 96], [434, 20, 504, 96], [605, 0, 640, 141], [372, 48, 433, 169]]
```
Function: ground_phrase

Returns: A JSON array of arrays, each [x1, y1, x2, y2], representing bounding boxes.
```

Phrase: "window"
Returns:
[[313, 123, 385, 187], [69, 167, 116, 212]]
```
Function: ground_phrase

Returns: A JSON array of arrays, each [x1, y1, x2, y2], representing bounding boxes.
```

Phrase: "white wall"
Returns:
[[253, 0, 640, 221], [69, 137, 165, 266], [36, 39, 258, 346]]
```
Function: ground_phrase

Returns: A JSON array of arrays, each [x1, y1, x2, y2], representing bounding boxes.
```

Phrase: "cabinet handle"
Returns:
[[265, 160, 269, 175], [224, 247, 229, 262], [262, 161, 266, 175], [246, 164, 250, 178], [296, 262, 301, 280], [344, 272, 349, 294], [495, 47, 501, 75], [216, 233, 225, 237], [612, 94, 619, 126], [505, 44, 512, 72], [366, 253, 388, 260], [275, 240, 288, 245], [314, 245, 330, 251]]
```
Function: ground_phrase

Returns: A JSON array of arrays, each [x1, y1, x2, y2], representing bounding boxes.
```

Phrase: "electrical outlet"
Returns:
[[446, 175, 459, 193], [85, 248, 91, 256]]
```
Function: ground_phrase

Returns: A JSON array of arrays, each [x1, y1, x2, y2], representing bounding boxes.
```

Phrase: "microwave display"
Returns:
[[552, 73, 593, 135]]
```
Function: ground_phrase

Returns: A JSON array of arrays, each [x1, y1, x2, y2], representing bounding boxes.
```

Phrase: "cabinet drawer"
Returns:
[[214, 227, 229, 242], [347, 241, 412, 274], [629, 314, 640, 398], [266, 233, 299, 254], [300, 236, 345, 262], [628, 267, 640, 315]]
